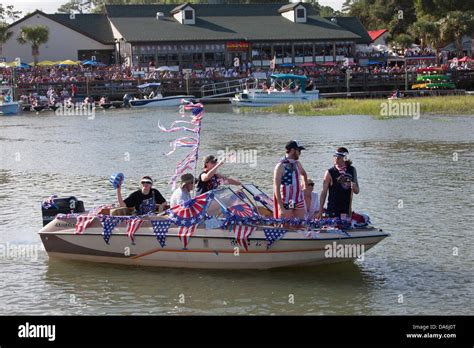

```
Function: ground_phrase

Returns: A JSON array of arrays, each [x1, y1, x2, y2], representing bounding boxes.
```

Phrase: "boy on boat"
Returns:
[[116, 176, 167, 214], [273, 140, 309, 220], [196, 155, 241, 195], [170, 173, 197, 207], [317, 147, 359, 219]]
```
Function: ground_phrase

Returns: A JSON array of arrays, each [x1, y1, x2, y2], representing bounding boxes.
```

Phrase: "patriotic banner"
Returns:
[[232, 225, 256, 252], [168, 192, 213, 248], [127, 218, 144, 243], [151, 219, 172, 248], [263, 228, 287, 249], [75, 215, 95, 234], [100, 216, 120, 244], [159, 102, 204, 189]]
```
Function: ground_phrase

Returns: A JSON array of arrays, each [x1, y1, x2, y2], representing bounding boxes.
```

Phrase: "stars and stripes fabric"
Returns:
[[232, 225, 256, 252], [100, 216, 120, 244], [263, 228, 287, 249], [151, 219, 172, 248], [126, 218, 144, 243], [41, 195, 58, 209], [274, 157, 305, 218], [169, 192, 211, 248], [228, 203, 254, 217], [75, 214, 95, 234]]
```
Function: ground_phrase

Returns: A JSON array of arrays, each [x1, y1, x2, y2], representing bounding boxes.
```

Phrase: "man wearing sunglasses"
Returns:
[[116, 176, 167, 215], [317, 147, 359, 219]]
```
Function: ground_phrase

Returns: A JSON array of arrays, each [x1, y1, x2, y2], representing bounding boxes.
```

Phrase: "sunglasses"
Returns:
[[308, 183, 315, 187], [141, 181, 152, 185]]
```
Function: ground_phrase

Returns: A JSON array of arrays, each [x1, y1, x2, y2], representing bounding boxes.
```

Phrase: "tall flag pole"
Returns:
[[159, 101, 204, 195]]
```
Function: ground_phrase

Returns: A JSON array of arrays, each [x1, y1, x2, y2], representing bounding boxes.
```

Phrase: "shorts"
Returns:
[[283, 200, 305, 210]]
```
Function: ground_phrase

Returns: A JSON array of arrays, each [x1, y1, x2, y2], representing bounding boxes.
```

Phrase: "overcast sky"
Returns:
[[4, 0, 345, 16]]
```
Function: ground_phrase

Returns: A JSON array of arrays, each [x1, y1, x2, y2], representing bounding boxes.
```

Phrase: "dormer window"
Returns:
[[296, 8, 305, 19], [170, 3, 196, 25], [184, 10, 193, 20], [278, 2, 306, 23]]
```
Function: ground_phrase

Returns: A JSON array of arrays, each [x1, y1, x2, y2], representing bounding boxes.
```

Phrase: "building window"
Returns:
[[296, 9, 305, 19], [185, 10, 193, 20]]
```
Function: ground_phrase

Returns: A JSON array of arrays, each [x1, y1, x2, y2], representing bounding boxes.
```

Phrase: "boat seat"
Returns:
[[110, 207, 135, 216]]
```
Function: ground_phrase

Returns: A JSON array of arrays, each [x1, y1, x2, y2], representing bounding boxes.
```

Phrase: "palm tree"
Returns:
[[16, 25, 49, 65], [0, 23, 13, 57], [408, 17, 438, 49], [439, 11, 474, 57]]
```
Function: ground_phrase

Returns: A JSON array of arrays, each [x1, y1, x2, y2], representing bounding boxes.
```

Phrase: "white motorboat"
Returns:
[[39, 185, 389, 270], [126, 83, 194, 108], [231, 74, 319, 107], [0, 86, 20, 115]]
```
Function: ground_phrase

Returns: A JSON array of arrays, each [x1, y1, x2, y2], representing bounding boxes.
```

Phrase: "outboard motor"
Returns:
[[123, 93, 132, 107], [41, 196, 85, 227]]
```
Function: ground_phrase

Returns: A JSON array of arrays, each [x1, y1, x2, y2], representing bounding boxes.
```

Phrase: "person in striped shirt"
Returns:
[[273, 140, 309, 221]]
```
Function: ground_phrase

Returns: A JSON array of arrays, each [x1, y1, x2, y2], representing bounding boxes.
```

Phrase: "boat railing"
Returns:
[[200, 78, 258, 98]]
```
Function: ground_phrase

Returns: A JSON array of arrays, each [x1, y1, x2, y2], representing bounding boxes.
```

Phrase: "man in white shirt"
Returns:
[[170, 173, 197, 207]]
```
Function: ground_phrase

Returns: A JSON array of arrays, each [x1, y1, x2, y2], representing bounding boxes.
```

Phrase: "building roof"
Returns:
[[278, 2, 303, 13], [325, 16, 372, 44], [368, 29, 388, 42], [170, 3, 193, 15], [106, 4, 361, 43], [8, 10, 114, 45]]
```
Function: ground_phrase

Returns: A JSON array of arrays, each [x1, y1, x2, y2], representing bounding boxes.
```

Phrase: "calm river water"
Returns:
[[0, 105, 473, 315]]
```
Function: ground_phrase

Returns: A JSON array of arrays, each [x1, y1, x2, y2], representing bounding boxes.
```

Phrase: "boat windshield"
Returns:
[[206, 187, 256, 218], [241, 184, 274, 214]]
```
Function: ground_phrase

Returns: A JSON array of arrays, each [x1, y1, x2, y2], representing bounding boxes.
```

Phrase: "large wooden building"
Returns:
[[3, 2, 371, 68]]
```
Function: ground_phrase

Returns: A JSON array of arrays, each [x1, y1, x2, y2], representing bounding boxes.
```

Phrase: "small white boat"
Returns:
[[231, 74, 319, 107], [39, 185, 389, 270], [126, 83, 194, 108], [0, 86, 20, 115]]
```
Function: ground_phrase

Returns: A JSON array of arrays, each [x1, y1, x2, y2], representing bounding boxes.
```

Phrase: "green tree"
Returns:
[[16, 25, 50, 65], [0, 23, 13, 57], [0, 4, 22, 23], [57, 0, 94, 14], [408, 16, 438, 48], [391, 33, 414, 50], [439, 11, 474, 56]]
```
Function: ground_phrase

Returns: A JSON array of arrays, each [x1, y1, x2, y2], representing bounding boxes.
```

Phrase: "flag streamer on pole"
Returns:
[[159, 102, 204, 190]]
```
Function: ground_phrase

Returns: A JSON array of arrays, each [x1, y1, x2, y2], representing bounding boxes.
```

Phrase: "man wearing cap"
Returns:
[[116, 176, 167, 215], [273, 140, 309, 220], [317, 147, 359, 219], [170, 173, 197, 207], [196, 155, 241, 195]]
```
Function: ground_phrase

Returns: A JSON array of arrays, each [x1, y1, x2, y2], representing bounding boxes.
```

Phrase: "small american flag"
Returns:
[[151, 220, 172, 248], [263, 228, 287, 249], [100, 216, 119, 244], [178, 224, 198, 249], [127, 218, 144, 243], [75, 215, 95, 234], [232, 225, 256, 252]]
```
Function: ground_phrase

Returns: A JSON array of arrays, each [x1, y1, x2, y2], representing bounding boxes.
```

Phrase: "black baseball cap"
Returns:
[[285, 140, 306, 151]]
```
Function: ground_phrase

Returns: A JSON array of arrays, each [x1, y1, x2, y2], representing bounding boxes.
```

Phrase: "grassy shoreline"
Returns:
[[253, 95, 474, 118]]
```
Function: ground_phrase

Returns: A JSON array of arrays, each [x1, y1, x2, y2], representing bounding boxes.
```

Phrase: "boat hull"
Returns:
[[39, 218, 388, 269], [231, 90, 319, 107], [130, 95, 195, 107], [0, 102, 20, 115]]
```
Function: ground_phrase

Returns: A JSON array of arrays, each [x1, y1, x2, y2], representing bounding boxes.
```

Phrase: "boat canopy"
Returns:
[[270, 74, 308, 93], [137, 83, 161, 89]]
